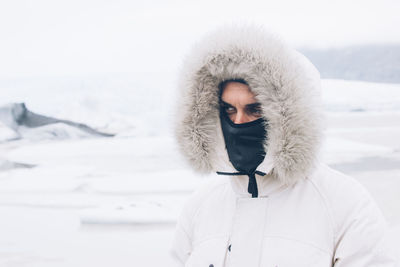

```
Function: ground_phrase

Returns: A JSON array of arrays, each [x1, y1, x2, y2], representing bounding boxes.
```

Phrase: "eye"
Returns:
[[246, 104, 262, 116], [220, 101, 236, 114], [225, 106, 236, 114]]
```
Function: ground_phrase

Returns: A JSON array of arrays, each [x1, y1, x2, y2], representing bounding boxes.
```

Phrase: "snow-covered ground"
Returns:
[[0, 78, 399, 266]]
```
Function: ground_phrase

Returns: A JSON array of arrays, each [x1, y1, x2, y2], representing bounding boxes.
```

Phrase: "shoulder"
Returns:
[[171, 175, 230, 264], [306, 163, 386, 240], [181, 175, 231, 218], [176, 174, 231, 229], [307, 163, 378, 207]]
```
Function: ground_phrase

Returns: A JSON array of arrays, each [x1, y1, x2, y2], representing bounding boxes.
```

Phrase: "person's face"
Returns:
[[220, 82, 262, 124]]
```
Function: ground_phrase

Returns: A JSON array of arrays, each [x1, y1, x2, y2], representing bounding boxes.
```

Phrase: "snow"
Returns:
[[0, 78, 399, 266], [321, 79, 400, 112], [0, 122, 17, 141]]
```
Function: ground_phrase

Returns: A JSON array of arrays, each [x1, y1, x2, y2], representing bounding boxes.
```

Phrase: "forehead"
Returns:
[[220, 82, 257, 104]]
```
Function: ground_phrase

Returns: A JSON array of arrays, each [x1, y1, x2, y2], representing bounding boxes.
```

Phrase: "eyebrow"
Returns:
[[220, 100, 233, 107], [246, 103, 261, 109], [220, 100, 261, 108]]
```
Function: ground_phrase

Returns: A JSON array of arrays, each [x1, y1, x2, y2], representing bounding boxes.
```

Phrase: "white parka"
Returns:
[[171, 25, 397, 267]]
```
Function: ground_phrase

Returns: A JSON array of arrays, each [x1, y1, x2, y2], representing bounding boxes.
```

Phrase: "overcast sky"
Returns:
[[0, 0, 399, 78]]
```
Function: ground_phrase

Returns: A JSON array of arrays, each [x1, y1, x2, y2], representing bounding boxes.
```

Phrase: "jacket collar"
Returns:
[[228, 171, 287, 198], [213, 121, 286, 198]]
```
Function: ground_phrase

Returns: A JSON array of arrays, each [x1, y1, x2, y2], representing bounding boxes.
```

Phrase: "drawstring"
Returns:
[[216, 170, 266, 198], [248, 172, 258, 198]]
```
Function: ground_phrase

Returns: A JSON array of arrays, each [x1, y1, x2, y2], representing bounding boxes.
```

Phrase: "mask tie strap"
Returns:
[[216, 170, 266, 198]]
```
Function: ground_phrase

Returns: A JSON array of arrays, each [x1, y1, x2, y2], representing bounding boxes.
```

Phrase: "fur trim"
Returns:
[[175, 25, 323, 185]]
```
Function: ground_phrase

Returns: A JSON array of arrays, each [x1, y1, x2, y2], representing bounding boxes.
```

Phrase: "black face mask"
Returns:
[[218, 108, 268, 198], [219, 109, 267, 174]]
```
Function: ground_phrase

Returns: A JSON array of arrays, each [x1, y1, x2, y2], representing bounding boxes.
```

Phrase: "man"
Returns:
[[171, 25, 396, 267]]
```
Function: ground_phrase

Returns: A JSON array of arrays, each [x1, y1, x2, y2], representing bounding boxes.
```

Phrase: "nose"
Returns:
[[233, 110, 251, 124]]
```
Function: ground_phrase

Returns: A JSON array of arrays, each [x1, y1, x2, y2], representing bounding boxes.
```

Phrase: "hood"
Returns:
[[174, 25, 323, 185]]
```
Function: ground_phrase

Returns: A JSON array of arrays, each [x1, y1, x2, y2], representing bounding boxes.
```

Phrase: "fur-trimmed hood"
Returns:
[[175, 25, 323, 185]]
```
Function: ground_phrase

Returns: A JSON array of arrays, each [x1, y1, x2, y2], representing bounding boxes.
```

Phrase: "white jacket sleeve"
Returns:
[[333, 189, 398, 266], [170, 192, 197, 267], [170, 215, 192, 266]]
